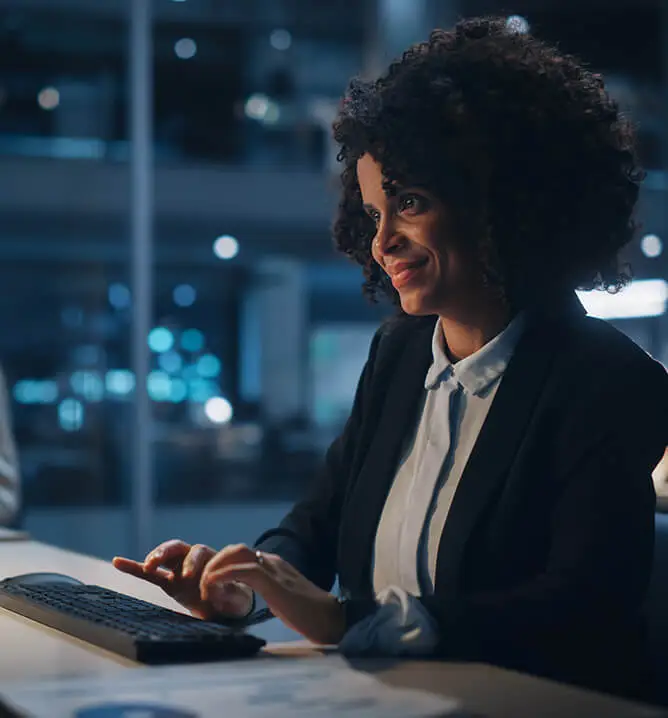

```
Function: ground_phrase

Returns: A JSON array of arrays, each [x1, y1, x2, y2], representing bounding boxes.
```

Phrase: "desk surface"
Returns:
[[0, 540, 665, 718]]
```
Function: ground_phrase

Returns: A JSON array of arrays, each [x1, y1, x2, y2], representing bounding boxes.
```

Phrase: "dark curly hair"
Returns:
[[332, 15, 645, 310]]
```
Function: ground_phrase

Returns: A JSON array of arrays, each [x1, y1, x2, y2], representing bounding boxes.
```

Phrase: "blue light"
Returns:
[[148, 327, 174, 353], [105, 370, 135, 396], [641, 234, 663, 259], [108, 283, 131, 309], [204, 396, 233, 424], [270, 29, 292, 51], [180, 328, 204, 353], [196, 354, 221, 378], [13, 380, 59, 405], [42, 381, 59, 403], [58, 398, 84, 431], [158, 351, 183, 375], [213, 235, 239, 260], [147, 371, 172, 401], [188, 379, 219, 403], [38, 86, 60, 111], [173, 284, 197, 307], [182, 364, 199, 381], [174, 38, 197, 60], [169, 378, 188, 403], [70, 371, 104, 402]]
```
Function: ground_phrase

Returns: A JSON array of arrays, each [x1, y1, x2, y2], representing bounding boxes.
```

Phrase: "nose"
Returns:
[[372, 215, 405, 261]]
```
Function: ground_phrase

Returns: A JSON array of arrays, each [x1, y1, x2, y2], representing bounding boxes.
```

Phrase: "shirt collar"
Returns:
[[424, 312, 526, 395]]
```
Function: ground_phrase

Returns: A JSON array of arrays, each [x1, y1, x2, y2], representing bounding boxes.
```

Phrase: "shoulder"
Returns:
[[546, 314, 667, 452], [557, 314, 666, 389]]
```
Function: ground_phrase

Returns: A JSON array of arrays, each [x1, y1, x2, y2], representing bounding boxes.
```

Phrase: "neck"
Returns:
[[438, 299, 511, 362]]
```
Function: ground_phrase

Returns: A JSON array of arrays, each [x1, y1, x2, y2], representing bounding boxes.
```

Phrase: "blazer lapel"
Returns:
[[433, 299, 583, 594], [339, 320, 434, 595]]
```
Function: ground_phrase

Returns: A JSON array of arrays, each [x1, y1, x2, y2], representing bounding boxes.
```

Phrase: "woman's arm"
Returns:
[[254, 326, 387, 591]]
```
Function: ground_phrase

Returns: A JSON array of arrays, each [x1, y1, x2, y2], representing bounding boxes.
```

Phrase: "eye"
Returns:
[[365, 207, 381, 225], [398, 193, 428, 215]]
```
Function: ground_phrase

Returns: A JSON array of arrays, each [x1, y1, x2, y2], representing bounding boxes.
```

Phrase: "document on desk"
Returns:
[[0, 657, 464, 718]]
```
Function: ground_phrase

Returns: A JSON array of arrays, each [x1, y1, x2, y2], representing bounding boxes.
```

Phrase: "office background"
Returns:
[[0, 0, 666, 573]]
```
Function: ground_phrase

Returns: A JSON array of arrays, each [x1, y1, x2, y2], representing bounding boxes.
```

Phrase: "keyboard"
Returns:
[[0, 574, 266, 664]]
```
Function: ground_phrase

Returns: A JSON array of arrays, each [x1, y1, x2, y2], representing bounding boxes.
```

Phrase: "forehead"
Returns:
[[356, 154, 385, 198], [357, 154, 394, 203]]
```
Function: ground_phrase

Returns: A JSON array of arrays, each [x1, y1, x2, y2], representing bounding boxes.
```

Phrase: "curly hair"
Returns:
[[332, 16, 645, 309]]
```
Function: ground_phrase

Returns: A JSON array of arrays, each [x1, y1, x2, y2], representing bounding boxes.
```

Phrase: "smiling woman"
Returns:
[[114, 15, 668, 705], [356, 153, 505, 349]]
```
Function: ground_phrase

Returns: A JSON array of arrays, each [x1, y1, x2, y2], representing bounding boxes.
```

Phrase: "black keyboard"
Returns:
[[0, 575, 266, 664]]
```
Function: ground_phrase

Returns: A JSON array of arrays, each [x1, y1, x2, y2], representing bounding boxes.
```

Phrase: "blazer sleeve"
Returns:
[[345, 356, 667, 664], [254, 326, 386, 591]]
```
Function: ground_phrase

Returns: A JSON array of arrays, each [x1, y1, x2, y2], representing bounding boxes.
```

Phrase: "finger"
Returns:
[[253, 552, 282, 575], [205, 582, 254, 617], [113, 556, 172, 590], [143, 540, 191, 572], [200, 544, 256, 585], [143, 540, 191, 571], [202, 564, 269, 602], [112, 556, 144, 576], [182, 544, 215, 579]]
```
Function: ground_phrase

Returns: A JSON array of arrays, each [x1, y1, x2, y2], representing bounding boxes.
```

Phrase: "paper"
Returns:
[[0, 657, 462, 717]]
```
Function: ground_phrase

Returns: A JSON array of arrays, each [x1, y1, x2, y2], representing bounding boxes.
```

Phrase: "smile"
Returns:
[[388, 259, 428, 289]]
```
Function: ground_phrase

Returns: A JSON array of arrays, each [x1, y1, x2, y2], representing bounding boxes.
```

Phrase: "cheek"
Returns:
[[421, 218, 449, 257], [425, 239, 451, 279], [425, 221, 468, 281], [438, 250, 467, 286], [424, 245, 471, 299], [370, 243, 381, 267]]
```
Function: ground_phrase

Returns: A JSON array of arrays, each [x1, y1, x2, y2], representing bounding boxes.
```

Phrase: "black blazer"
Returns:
[[256, 294, 668, 700]]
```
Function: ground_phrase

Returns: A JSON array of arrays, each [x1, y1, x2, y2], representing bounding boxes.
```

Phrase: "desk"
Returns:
[[0, 540, 665, 718]]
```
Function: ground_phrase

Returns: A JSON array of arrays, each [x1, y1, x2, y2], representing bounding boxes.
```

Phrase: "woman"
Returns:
[[114, 17, 668, 700]]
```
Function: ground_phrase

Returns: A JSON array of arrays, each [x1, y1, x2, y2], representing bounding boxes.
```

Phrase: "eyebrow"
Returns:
[[362, 183, 412, 212]]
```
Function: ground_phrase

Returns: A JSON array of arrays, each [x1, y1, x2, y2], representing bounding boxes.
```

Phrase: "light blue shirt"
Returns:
[[341, 314, 525, 656]]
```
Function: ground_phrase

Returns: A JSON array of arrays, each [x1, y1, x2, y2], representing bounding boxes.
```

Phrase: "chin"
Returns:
[[398, 288, 439, 316]]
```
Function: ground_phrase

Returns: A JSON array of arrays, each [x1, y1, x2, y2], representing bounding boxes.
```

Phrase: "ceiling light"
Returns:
[[576, 279, 668, 319]]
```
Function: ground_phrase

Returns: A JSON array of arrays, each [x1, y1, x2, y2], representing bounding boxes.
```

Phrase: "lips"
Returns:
[[387, 258, 429, 289]]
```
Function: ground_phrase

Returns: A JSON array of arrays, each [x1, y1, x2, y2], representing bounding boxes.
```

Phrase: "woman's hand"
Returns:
[[112, 540, 253, 620], [200, 544, 346, 645]]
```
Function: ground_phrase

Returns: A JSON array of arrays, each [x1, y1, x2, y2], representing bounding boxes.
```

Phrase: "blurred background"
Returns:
[[0, 0, 666, 593]]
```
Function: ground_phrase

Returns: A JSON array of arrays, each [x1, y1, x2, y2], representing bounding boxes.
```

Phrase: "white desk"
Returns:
[[0, 541, 666, 718]]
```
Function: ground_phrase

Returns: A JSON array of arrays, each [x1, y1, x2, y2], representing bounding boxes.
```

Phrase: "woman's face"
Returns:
[[357, 153, 474, 317]]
